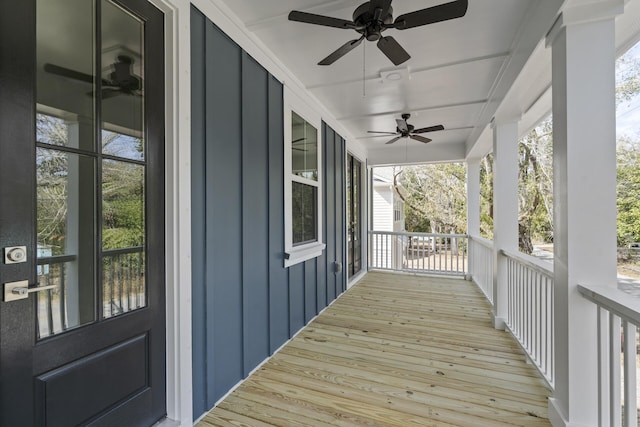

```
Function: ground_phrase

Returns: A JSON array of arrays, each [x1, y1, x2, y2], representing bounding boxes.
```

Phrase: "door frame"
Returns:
[[346, 151, 367, 285], [1, 0, 177, 424], [140, 0, 192, 425]]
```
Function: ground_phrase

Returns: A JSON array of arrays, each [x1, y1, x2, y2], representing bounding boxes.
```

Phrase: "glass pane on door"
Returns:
[[36, 147, 96, 339], [102, 159, 146, 318], [101, 0, 147, 319]]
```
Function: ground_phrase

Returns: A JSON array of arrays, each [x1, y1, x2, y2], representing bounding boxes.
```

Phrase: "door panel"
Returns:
[[0, 0, 165, 425]]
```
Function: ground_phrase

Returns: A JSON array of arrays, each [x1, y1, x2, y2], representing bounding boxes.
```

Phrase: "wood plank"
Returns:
[[196, 272, 551, 426]]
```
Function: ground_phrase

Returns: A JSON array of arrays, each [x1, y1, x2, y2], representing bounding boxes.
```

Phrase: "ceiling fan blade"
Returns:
[[44, 63, 94, 84], [385, 136, 402, 145], [370, 0, 392, 20], [319, 36, 364, 66], [393, 0, 468, 30], [413, 125, 445, 133], [368, 131, 398, 135], [377, 36, 411, 66], [288, 11, 355, 29], [410, 134, 432, 144], [396, 118, 409, 133]]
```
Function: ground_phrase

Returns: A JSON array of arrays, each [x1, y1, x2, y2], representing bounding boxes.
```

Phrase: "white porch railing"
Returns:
[[369, 231, 467, 276], [501, 249, 555, 388], [468, 236, 494, 304], [578, 284, 640, 426]]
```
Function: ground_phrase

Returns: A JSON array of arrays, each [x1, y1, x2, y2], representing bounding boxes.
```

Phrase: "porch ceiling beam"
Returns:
[[336, 100, 487, 122], [366, 140, 466, 166], [464, 0, 564, 154], [305, 53, 510, 91]]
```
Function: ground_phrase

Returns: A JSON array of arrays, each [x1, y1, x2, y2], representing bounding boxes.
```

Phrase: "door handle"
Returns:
[[3, 280, 57, 302]]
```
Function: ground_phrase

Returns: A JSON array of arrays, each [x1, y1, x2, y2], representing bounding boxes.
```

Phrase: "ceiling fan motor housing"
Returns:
[[353, 2, 393, 41]]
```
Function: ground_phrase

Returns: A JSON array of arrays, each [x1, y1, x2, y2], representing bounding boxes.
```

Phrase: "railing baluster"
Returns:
[[610, 313, 622, 426], [598, 307, 610, 426], [60, 263, 67, 330], [623, 320, 637, 427]]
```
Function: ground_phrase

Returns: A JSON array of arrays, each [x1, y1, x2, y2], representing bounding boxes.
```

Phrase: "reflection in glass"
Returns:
[[36, 0, 95, 151], [101, 0, 145, 160], [102, 160, 145, 250], [292, 182, 317, 245], [102, 159, 146, 318], [292, 112, 318, 181], [103, 248, 146, 318], [36, 148, 96, 338]]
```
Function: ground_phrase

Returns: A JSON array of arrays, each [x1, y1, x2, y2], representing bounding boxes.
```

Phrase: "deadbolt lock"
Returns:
[[4, 246, 27, 264]]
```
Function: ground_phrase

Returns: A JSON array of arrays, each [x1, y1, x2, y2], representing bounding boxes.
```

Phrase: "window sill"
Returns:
[[284, 242, 326, 268]]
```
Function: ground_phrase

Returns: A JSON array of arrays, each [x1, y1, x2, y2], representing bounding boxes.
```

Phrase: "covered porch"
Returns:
[[197, 271, 550, 426]]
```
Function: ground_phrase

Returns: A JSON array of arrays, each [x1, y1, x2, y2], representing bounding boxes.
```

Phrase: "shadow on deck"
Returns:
[[197, 271, 551, 426]]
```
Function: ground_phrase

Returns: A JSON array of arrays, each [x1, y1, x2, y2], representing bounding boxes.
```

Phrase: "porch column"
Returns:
[[491, 120, 518, 330], [466, 158, 481, 237], [466, 158, 481, 280], [546, 2, 622, 425]]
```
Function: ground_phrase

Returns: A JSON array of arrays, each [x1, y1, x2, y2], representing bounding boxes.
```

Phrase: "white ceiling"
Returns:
[[217, 0, 567, 164], [218, 0, 640, 164]]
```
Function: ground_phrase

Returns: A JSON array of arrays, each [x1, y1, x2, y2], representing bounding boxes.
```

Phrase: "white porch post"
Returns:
[[546, 2, 622, 425], [491, 120, 519, 330], [466, 158, 481, 280], [466, 158, 481, 237]]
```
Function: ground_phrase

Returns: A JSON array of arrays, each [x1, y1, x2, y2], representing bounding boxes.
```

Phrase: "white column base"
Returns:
[[548, 398, 591, 427], [492, 315, 506, 330]]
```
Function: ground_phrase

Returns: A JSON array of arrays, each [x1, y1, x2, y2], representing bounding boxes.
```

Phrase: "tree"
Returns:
[[394, 163, 467, 235], [617, 138, 640, 246], [518, 117, 553, 254], [480, 154, 494, 239]]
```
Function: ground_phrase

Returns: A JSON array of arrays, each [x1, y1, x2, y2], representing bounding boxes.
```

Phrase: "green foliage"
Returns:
[[518, 117, 554, 253], [616, 52, 640, 105], [102, 160, 145, 250], [617, 139, 640, 246], [396, 163, 467, 234]]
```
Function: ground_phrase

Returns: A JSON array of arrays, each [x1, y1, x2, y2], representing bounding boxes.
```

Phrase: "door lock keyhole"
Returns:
[[4, 246, 27, 264]]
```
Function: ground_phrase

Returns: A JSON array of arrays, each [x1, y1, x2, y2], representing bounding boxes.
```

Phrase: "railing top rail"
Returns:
[[500, 248, 553, 279], [469, 235, 493, 249], [37, 254, 78, 265], [369, 230, 468, 238], [578, 284, 640, 326], [103, 246, 145, 256]]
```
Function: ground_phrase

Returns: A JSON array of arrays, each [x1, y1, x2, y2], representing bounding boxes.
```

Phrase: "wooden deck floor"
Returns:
[[197, 272, 551, 427]]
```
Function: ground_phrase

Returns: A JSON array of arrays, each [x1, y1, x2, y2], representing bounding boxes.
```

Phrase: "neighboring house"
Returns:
[[372, 167, 405, 233], [0, 1, 637, 426], [372, 167, 405, 269]]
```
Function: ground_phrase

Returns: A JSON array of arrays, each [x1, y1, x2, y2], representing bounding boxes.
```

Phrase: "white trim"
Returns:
[[283, 87, 325, 267], [146, 0, 192, 424], [285, 242, 326, 268]]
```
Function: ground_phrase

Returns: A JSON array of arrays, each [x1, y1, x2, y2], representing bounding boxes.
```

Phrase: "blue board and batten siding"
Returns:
[[191, 7, 347, 420]]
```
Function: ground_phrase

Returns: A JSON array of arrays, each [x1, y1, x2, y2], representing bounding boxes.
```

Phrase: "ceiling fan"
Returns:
[[368, 113, 444, 144], [288, 0, 468, 66], [43, 55, 142, 99]]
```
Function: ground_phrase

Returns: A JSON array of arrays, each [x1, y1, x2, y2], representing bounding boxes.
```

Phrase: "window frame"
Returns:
[[283, 88, 325, 267]]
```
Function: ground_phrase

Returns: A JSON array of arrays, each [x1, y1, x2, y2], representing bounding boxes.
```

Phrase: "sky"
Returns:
[[616, 41, 640, 140]]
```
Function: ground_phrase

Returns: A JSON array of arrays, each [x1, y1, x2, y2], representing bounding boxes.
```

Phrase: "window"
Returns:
[[284, 90, 325, 266]]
